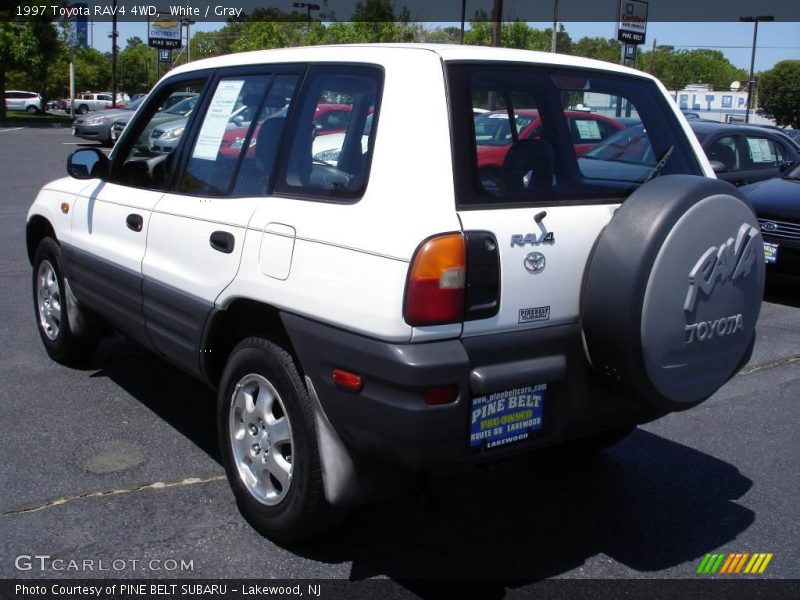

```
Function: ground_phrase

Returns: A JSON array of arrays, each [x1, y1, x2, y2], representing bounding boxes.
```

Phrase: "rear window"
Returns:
[[447, 64, 703, 207]]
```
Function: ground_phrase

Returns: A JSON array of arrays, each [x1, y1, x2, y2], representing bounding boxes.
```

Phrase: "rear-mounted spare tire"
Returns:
[[581, 175, 765, 411]]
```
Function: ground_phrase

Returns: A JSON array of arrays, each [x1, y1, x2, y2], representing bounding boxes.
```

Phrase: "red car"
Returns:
[[475, 109, 624, 169]]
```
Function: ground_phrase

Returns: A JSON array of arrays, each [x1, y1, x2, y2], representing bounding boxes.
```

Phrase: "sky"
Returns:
[[89, 20, 800, 74]]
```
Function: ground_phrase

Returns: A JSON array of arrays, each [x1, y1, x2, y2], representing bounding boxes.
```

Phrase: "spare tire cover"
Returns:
[[581, 175, 765, 410]]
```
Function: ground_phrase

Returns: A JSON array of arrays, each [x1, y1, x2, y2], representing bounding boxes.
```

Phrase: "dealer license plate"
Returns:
[[764, 242, 778, 264], [469, 384, 545, 449]]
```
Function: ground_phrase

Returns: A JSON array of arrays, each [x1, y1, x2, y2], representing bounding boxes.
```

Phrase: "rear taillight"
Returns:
[[404, 233, 466, 326]]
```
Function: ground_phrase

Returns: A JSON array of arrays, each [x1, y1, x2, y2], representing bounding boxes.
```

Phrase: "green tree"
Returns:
[[757, 60, 800, 128], [571, 36, 620, 64], [118, 38, 156, 97], [0, 2, 59, 118]]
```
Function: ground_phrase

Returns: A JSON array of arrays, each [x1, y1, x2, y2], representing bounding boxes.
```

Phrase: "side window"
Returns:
[[745, 136, 781, 169], [108, 80, 205, 190], [178, 75, 273, 197], [98, 95, 112, 102], [707, 136, 741, 171], [276, 67, 382, 200], [231, 75, 298, 197]]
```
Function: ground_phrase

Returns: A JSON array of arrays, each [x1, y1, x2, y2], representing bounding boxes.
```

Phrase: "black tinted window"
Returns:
[[448, 64, 703, 206], [275, 66, 382, 201]]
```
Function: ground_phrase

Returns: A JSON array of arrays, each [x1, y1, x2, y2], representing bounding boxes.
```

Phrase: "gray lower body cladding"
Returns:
[[280, 312, 662, 472]]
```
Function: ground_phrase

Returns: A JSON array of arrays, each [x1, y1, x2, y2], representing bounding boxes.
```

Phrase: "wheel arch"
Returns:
[[26, 215, 57, 265], [201, 298, 300, 390]]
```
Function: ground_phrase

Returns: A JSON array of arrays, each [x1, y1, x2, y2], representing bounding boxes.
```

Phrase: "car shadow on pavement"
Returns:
[[292, 430, 754, 589], [85, 333, 220, 462], [764, 280, 800, 309], [80, 335, 754, 587]]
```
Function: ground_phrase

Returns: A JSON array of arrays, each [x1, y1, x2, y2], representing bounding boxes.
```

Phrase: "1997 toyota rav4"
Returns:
[[26, 45, 765, 540]]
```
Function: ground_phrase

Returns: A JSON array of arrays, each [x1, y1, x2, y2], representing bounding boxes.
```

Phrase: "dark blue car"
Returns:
[[742, 163, 800, 282]]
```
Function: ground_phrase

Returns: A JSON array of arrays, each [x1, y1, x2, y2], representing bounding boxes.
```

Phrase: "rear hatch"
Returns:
[[445, 61, 705, 337]]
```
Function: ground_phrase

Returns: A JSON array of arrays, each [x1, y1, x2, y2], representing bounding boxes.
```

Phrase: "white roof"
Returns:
[[168, 43, 653, 81]]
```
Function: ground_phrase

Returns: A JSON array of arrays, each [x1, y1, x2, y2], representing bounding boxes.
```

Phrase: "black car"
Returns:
[[689, 121, 800, 187], [741, 163, 800, 282]]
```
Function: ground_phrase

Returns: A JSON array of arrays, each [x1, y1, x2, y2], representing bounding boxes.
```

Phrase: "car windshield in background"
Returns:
[[785, 164, 800, 180], [474, 113, 535, 145], [123, 97, 145, 111], [448, 64, 702, 205], [164, 96, 198, 116]]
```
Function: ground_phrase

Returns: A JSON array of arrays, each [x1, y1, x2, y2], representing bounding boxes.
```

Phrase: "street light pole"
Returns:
[[739, 15, 774, 124], [551, 0, 559, 53]]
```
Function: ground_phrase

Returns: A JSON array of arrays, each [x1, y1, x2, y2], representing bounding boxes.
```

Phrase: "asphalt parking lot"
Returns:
[[0, 126, 798, 590]]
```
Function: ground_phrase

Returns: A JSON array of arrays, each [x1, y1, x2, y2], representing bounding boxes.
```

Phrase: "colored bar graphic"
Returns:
[[758, 554, 773, 573], [697, 552, 773, 574], [734, 553, 750, 573], [697, 554, 712, 574], [711, 554, 725, 573]]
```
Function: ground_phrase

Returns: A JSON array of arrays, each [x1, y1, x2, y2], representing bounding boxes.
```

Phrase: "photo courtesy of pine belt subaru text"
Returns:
[[25, 44, 766, 541]]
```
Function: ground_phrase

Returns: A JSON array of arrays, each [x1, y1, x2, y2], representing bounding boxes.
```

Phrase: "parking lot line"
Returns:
[[0, 128, 23, 133]]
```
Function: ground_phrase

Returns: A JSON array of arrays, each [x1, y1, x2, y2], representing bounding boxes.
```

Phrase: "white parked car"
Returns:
[[4, 90, 43, 113], [26, 44, 766, 541]]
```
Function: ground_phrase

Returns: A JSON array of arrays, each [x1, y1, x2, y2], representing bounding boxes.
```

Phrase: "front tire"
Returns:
[[217, 337, 335, 541], [26, 105, 39, 114], [32, 238, 98, 365]]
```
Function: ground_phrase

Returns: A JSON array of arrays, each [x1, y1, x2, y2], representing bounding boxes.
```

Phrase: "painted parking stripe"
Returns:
[[0, 127, 23, 132]]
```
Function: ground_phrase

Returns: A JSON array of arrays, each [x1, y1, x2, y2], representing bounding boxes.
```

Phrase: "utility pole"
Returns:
[[550, 0, 559, 53], [110, 0, 118, 107], [460, 0, 466, 44], [491, 0, 503, 47], [739, 15, 774, 124]]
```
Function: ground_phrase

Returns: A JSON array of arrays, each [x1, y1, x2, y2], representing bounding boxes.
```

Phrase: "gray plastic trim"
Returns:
[[470, 355, 566, 395]]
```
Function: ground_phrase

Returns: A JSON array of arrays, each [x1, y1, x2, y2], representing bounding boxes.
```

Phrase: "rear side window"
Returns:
[[275, 66, 382, 201], [448, 64, 702, 207]]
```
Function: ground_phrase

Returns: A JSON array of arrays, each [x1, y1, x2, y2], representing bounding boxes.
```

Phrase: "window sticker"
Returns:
[[192, 79, 245, 161], [747, 138, 775, 164], [575, 119, 602, 140]]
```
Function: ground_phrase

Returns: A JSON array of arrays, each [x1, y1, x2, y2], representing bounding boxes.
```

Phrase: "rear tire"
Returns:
[[217, 337, 338, 542], [32, 238, 98, 365], [77, 104, 89, 115]]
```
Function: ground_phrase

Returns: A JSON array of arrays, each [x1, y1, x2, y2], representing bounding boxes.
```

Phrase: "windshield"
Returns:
[[583, 124, 655, 165], [474, 112, 535, 145], [123, 97, 145, 111], [164, 96, 198, 116]]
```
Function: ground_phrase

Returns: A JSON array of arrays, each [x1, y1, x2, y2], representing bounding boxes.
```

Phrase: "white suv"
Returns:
[[26, 45, 766, 541], [5, 90, 43, 113]]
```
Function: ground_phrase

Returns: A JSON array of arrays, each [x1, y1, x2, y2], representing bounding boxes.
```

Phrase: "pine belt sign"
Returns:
[[617, 0, 648, 45], [149, 16, 182, 49]]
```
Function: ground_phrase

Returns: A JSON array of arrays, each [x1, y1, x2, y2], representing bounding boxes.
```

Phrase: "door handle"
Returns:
[[210, 230, 235, 254], [126, 213, 143, 232]]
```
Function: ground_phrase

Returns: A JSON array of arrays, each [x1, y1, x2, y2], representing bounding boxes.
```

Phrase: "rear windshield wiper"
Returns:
[[642, 145, 674, 183]]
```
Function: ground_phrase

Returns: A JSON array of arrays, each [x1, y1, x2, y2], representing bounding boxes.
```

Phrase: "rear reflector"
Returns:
[[404, 233, 466, 326], [332, 369, 362, 391], [424, 385, 459, 405]]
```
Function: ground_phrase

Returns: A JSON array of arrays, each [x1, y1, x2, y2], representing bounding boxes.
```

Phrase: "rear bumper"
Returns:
[[282, 313, 661, 471]]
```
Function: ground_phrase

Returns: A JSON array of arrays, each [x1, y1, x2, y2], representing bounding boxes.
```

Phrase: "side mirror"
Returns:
[[709, 160, 727, 174], [779, 160, 795, 174], [67, 148, 109, 180]]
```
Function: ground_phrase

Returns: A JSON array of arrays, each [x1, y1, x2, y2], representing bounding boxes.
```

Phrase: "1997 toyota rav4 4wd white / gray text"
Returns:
[[27, 45, 765, 540]]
